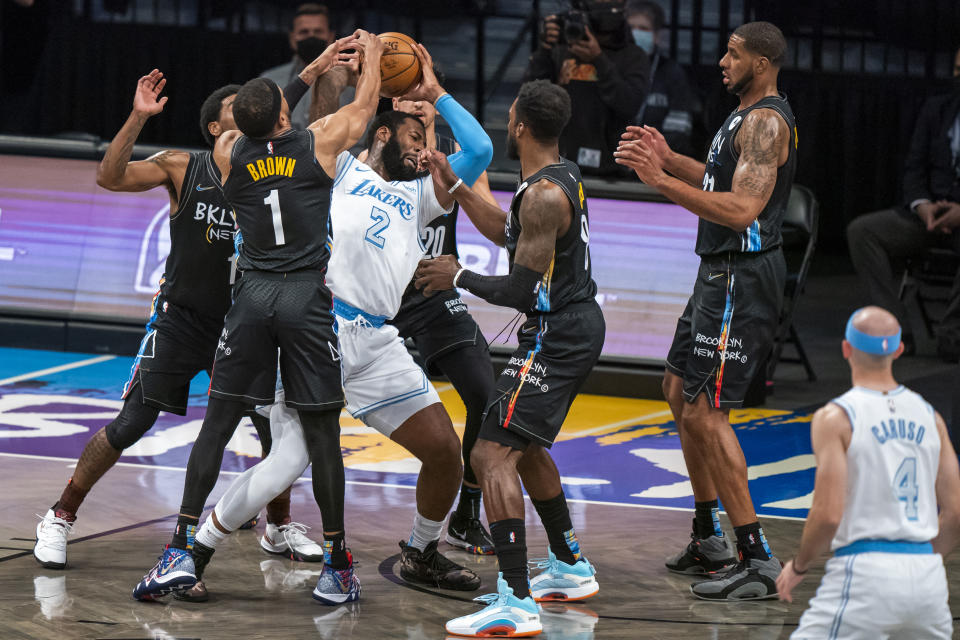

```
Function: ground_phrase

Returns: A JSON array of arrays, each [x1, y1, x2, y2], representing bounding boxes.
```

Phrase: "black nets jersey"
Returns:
[[160, 151, 236, 320], [224, 129, 333, 272], [696, 94, 797, 256], [506, 159, 597, 315], [393, 135, 462, 326]]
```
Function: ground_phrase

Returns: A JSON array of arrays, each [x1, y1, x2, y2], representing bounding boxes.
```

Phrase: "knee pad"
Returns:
[[105, 387, 161, 450]]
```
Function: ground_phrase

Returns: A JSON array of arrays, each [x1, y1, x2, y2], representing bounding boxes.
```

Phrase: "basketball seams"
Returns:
[[377, 32, 422, 97], [380, 53, 417, 83]]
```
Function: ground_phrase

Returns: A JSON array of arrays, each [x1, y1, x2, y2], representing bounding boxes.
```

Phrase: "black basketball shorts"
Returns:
[[394, 292, 485, 375], [479, 300, 605, 450], [121, 293, 223, 415], [208, 270, 344, 411], [665, 249, 786, 409]]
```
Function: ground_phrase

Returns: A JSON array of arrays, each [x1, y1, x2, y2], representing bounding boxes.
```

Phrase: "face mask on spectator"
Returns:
[[632, 28, 654, 54], [296, 36, 328, 63]]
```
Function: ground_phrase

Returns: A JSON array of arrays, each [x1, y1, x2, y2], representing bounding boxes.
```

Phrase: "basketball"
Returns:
[[378, 32, 422, 98]]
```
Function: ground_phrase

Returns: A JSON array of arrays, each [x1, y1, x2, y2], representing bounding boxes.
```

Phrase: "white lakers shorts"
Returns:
[[337, 314, 440, 436], [792, 551, 952, 639]]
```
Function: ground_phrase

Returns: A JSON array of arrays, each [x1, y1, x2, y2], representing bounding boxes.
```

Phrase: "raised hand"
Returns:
[[354, 29, 384, 64], [417, 148, 457, 190], [614, 138, 665, 186], [301, 35, 360, 83], [398, 43, 444, 104], [133, 69, 168, 117]]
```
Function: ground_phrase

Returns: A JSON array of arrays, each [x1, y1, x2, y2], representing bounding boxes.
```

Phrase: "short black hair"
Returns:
[[364, 110, 424, 149], [515, 80, 571, 142], [199, 84, 241, 148], [732, 21, 787, 67], [292, 3, 329, 27], [625, 0, 665, 31], [233, 78, 282, 139]]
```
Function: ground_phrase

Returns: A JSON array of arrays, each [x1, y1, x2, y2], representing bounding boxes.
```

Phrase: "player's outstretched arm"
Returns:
[[212, 130, 243, 185], [616, 109, 787, 231], [414, 180, 564, 311], [96, 69, 187, 203], [301, 35, 361, 122], [777, 404, 849, 603], [309, 30, 383, 176], [932, 412, 960, 556], [621, 125, 705, 187], [419, 148, 506, 246], [399, 44, 493, 210]]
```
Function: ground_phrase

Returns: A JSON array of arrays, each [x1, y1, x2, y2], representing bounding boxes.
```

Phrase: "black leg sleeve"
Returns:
[[178, 397, 247, 519], [104, 383, 163, 450], [432, 337, 496, 485], [300, 409, 345, 533]]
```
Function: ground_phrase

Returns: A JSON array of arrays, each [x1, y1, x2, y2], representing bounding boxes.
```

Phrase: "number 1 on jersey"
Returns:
[[264, 189, 285, 246], [893, 457, 919, 521]]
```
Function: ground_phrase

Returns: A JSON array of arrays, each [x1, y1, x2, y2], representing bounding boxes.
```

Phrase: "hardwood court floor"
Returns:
[[1, 346, 959, 638], [2, 455, 958, 640]]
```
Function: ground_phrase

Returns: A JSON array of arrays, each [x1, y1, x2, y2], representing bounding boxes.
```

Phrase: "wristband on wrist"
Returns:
[[452, 268, 466, 288], [791, 558, 809, 575], [447, 178, 464, 194]]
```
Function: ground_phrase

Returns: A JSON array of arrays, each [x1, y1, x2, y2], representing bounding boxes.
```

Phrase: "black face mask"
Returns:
[[382, 136, 418, 181], [296, 36, 327, 63]]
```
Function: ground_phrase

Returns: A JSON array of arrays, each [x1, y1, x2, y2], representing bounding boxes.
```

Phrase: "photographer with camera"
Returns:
[[524, 0, 649, 177]]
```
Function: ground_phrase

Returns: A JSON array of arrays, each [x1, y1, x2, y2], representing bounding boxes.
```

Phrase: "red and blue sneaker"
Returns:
[[132, 546, 197, 601], [311, 547, 360, 605]]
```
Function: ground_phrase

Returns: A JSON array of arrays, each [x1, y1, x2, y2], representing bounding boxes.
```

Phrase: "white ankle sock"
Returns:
[[408, 513, 444, 552], [195, 517, 229, 549]]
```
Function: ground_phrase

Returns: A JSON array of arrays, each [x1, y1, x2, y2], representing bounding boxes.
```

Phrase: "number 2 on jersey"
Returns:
[[264, 189, 285, 246], [365, 206, 390, 249], [893, 457, 919, 521]]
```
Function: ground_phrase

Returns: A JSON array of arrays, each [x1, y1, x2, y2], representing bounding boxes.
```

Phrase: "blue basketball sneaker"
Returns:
[[132, 546, 197, 601], [445, 573, 542, 637], [529, 550, 599, 602], [312, 548, 361, 605]]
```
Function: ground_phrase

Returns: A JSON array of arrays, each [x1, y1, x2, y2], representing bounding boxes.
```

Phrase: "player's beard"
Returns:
[[727, 68, 753, 96], [383, 137, 418, 181], [506, 129, 519, 160]]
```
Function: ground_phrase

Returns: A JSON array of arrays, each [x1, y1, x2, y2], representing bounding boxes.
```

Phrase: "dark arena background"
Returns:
[[1, 1, 959, 638]]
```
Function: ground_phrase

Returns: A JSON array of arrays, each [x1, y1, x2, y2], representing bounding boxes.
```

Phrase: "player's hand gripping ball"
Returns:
[[378, 32, 422, 98]]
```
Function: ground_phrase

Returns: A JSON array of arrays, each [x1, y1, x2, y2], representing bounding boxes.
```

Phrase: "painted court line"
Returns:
[[0, 355, 117, 387], [0, 451, 806, 522]]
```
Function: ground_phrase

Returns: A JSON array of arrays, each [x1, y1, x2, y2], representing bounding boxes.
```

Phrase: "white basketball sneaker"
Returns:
[[260, 522, 325, 562], [34, 509, 74, 569]]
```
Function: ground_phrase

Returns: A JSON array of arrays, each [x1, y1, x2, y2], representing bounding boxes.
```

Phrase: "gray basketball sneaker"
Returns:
[[689, 555, 782, 601], [665, 519, 737, 575]]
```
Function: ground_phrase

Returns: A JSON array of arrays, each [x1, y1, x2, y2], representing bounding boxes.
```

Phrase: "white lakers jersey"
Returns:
[[830, 386, 941, 550], [326, 151, 452, 318]]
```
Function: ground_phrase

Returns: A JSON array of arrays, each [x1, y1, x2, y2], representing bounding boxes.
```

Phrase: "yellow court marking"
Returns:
[[337, 390, 809, 470]]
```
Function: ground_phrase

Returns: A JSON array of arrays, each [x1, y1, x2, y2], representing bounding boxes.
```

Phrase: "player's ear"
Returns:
[[391, 97, 401, 110], [376, 125, 392, 144], [207, 121, 222, 139], [841, 340, 852, 361]]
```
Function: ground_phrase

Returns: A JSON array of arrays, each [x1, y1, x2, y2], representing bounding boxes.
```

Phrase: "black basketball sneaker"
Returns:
[[665, 519, 737, 575], [445, 511, 495, 555], [398, 540, 481, 591]]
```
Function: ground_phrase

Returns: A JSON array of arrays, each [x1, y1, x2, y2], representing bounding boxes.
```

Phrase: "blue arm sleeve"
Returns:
[[434, 93, 493, 187]]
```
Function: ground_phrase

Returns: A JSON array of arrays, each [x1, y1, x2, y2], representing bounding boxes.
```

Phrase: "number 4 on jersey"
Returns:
[[893, 457, 919, 521]]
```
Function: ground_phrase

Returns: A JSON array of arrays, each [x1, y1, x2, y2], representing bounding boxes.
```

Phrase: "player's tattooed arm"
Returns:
[[731, 109, 785, 205], [310, 30, 384, 177], [97, 69, 188, 209], [616, 108, 787, 231], [513, 181, 568, 274]]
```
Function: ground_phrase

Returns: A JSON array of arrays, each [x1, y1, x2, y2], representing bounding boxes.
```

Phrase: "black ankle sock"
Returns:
[[694, 500, 722, 538], [489, 519, 529, 599], [191, 541, 215, 580], [171, 515, 199, 550], [531, 492, 578, 565], [455, 485, 482, 520], [324, 532, 349, 570], [733, 522, 771, 561]]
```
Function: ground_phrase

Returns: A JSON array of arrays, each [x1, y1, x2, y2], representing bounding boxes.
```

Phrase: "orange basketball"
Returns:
[[378, 32, 422, 98]]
